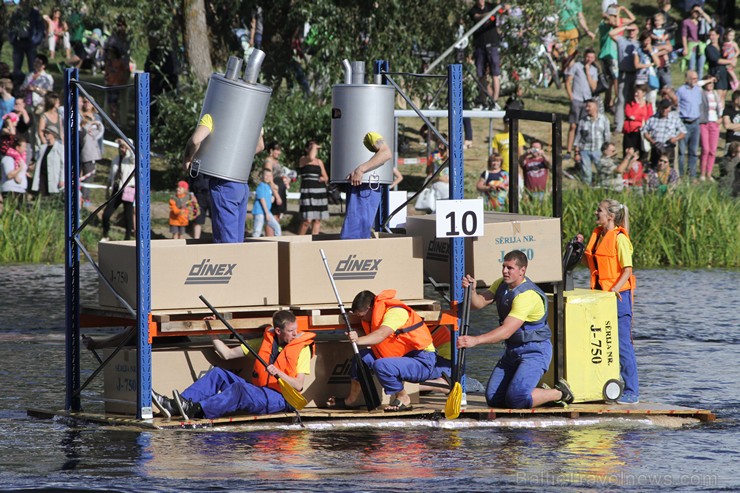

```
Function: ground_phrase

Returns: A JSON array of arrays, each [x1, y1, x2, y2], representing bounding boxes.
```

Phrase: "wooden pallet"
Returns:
[[81, 299, 446, 338]]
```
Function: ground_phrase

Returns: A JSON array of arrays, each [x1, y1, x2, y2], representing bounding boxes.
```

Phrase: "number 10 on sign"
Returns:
[[435, 199, 484, 238]]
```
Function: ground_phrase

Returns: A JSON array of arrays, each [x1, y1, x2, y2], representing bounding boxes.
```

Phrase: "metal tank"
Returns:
[[330, 60, 395, 185], [193, 51, 272, 183]]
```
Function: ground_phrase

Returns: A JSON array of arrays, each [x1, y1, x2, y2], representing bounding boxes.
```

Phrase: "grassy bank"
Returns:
[[2, 182, 737, 268], [549, 185, 740, 268]]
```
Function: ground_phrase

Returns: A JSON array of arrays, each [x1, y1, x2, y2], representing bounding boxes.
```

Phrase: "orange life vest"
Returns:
[[251, 328, 315, 392], [430, 325, 452, 360], [361, 290, 433, 359], [584, 226, 636, 293]]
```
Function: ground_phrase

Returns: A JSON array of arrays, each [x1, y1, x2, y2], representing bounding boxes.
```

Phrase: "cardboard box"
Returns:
[[302, 340, 419, 407], [98, 239, 279, 310], [405, 212, 562, 286], [103, 344, 253, 414], [248, 235, 424, 306], [104, 340, 418, 414]]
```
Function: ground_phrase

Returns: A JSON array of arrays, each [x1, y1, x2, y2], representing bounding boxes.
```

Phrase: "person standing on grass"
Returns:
[[574, 98, 611, 186], [564, 49, 599, 161], [251, 168, 282, 237], [699, 75, 723, 181], [169, 180, 191, 240], [297, 140, 329, 236]]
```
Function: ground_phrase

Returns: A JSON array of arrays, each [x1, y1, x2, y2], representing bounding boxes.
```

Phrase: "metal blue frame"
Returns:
[[135, 73, 153, 419], [64, 69, 152, 419], [446, 64, 466, 390]]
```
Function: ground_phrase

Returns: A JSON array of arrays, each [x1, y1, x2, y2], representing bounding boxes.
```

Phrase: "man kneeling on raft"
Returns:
[[327, 289, 436, 412], [458, 250, 575, 409], [152, 310, 315, 419]]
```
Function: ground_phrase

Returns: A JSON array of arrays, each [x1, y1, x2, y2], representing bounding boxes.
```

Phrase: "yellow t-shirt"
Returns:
[[199, 113, 214, 133], [380, 306, 435, 352], [488, 278, 545, 322], [492, 131, 526, 172], [616, 233, 633, 269], [241, 337, 312, 375]]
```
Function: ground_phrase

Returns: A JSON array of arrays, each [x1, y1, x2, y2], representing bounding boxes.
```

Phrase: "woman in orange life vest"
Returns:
[[152, 310, 315, 419], [332, 289, 437, 412], [576, 198, 639, 404]]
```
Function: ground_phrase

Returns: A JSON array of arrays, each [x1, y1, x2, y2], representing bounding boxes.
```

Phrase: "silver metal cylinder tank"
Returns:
[[195, 52, 272, 183], [330, 64, 395, 185]]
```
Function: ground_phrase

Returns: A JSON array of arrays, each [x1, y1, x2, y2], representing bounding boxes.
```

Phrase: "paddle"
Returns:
[[445, 283, 472, 419], [319, 249, 382, 412], [198, 295, 308, 411]]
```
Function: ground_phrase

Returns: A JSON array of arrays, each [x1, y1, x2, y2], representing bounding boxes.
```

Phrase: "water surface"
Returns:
[[0, 264, 738, 492]]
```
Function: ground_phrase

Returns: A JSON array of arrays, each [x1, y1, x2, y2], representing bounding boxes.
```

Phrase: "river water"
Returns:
[[0, 264, 738, 492]]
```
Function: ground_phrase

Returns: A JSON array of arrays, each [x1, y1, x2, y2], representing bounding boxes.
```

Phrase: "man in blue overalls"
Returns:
[[183, 114, 264, 243], [457, 250, 575, 409], [339, 131, 392, 239]]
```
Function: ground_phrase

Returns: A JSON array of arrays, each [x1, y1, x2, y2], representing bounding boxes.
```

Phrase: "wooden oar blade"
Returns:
[[445, 382, 462, 419], [355, 353, 381, 411], [279, 378, 308, 411]]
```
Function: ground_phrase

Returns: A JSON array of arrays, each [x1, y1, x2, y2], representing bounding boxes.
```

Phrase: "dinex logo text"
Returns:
[[426, 239, 449, 262], [185, 259, 237, 285], [333, 254, 382, 280]]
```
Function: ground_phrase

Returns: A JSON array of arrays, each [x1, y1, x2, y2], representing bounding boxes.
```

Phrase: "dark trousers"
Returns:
[[11, 40, 38, 78], [102, 191, 134, 239]]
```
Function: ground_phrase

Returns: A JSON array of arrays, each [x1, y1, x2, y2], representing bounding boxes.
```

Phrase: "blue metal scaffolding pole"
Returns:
[[447, 64, 466, 388], [135, 73, 153, 420]]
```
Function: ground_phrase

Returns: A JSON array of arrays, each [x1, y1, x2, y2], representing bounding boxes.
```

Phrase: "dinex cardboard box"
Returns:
[[247, 235, 424, 306], [302, 340, 419, 408], [405, 212, 562, 286], [98, 239, 279, 310], [103, 344, 254, 415]]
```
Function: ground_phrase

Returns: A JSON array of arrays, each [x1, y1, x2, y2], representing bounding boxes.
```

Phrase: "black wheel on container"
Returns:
[[603, 379, 624, 403]]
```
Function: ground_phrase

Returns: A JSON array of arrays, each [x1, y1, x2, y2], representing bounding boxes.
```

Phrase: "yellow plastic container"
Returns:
[[561, 289, 622, 403]]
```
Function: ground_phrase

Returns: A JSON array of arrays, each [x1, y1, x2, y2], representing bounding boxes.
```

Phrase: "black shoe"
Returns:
[[172, 389, 204, 419], [152, 390, 175, 418], [555, 378, 575, 405]]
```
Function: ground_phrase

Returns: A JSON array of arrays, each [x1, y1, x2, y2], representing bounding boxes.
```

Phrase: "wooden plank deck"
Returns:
[[27, 393, 715, 430]]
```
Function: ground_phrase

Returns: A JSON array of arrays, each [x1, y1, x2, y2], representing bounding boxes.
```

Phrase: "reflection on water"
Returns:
[[0, 265, 738, 491]]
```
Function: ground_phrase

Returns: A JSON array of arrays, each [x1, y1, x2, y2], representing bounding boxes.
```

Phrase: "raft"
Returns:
[[27, 393, 715, 430]]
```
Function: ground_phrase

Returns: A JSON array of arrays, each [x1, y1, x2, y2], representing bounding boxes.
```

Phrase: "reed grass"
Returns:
[[0, 197, 96, 264], [521, 183, 740, 268]]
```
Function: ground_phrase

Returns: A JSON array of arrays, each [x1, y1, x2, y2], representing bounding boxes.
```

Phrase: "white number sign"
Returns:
[[435, 199, 484, 238]]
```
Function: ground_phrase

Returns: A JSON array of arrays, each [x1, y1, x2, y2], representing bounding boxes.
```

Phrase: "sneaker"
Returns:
[[490, 101, 502, 111], [563, 152, 573, 161], [617, 393, 640, 404], [554, 378, 575, 405], [151, 390, 175, 418], [172, 389, 204, 419], [100, 237, 110, 243]]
